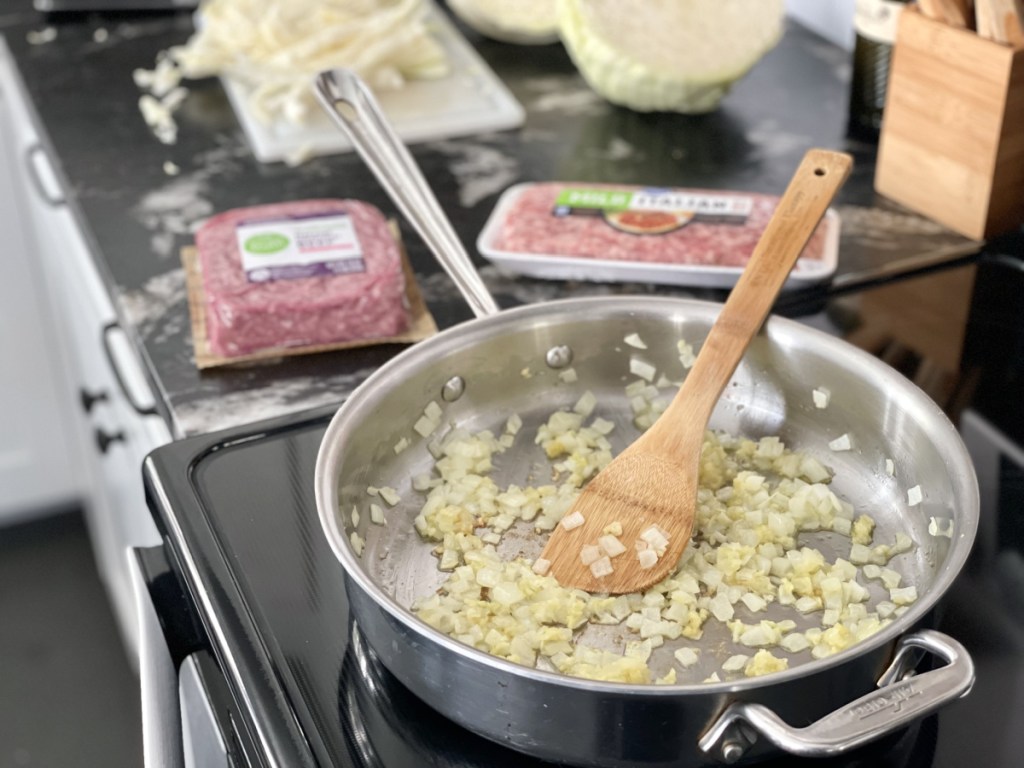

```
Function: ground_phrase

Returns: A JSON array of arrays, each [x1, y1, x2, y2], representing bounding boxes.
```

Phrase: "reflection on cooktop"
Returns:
[[339, 622, 939, 768]]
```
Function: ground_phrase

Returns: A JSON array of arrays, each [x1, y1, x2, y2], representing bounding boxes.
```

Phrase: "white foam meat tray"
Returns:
[[477, 183, 841, 289]]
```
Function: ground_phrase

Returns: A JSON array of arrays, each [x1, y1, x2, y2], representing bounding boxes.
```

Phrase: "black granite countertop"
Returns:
[[0, 4, 989, 437]]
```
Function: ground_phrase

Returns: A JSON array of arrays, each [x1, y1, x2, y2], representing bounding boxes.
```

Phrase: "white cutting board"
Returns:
[[221, 4, 526, 164]]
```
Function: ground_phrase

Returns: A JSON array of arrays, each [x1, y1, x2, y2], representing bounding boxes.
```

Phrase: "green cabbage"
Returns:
[[558, 0, 784, 113], [447, 0, 559, 44]]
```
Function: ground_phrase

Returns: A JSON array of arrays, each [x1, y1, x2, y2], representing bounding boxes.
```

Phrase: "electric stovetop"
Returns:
[[143, 403, 1024, 768]]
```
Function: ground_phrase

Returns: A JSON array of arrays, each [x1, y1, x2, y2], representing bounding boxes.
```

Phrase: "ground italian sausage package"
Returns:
[[183, 199, 436, 368], [478, 182, 840, 288]]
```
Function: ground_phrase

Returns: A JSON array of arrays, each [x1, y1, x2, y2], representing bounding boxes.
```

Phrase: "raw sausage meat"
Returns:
[[196, 199, 409, 358], [492, 183, 828, 267]]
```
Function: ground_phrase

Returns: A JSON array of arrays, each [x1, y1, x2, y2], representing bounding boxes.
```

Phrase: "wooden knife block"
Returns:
[[875, 7, 1024, 240]]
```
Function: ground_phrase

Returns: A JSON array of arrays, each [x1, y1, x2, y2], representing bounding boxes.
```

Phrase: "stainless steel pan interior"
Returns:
[[313, 70, 977, 766], [318, 295, 975, 671]]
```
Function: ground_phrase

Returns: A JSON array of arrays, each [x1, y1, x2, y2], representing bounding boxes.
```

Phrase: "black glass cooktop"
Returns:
[[143, 405, 1024, 768]]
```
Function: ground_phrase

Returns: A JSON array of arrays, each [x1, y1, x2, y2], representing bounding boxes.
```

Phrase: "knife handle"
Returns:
[[976, 0, 1024, 44]]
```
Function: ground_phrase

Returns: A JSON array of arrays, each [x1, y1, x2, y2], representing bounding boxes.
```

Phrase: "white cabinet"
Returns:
[[0, 37, 171, 663], [0, 56, 80, 522]]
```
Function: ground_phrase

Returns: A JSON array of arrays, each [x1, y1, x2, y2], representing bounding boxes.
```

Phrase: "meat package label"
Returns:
[[237, 213, 366, 282], [553, 187, 753, 235]]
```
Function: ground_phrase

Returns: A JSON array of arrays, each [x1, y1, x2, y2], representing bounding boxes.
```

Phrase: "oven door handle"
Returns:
[[130, 547, 186, 768]]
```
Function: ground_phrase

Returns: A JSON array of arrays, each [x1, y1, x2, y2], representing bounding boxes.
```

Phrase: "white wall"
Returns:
[[786, 0, 857, 50]]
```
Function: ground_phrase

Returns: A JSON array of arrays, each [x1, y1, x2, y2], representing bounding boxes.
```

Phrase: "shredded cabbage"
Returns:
[[134, 0, 449, 139]]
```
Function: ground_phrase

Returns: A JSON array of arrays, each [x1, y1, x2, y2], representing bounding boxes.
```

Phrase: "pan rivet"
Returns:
[[441, 376, 465, 402], [721, 741, 746, 763], [545, 345, 573, 369]]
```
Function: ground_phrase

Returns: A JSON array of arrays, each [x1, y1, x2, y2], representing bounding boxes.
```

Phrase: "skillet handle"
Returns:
[[698, 629, 974, 763], [314, 69, 500, 319]]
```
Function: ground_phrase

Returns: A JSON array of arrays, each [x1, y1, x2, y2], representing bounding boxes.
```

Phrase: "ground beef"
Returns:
[[492, 183, 828, 267], [196, 199, 409, 358]]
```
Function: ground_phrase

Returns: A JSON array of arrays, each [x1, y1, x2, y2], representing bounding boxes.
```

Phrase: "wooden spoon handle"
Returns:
[[663, 150, 852, 444]]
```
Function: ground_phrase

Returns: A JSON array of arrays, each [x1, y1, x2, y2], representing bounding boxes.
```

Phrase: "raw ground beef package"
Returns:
[[195, 199, 412, 358], [477, 182, 838, 288]]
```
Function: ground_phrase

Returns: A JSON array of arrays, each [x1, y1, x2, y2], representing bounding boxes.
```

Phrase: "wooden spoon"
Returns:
[[539, 149, 853, 594]]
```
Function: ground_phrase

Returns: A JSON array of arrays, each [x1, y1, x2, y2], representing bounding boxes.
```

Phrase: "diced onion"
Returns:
[[378, 486, 401, 506], [780, 633, 810, 653], [590, 556, 613, 578], [722, 654, 749, 672], [877, 601, 897, 619], [832, 517, 852, 536], [708, 593, 734, 622], [599, 534, 626, 558], [677, 340, 696, 369], [656, 668, 677, 685], [349, 531, 364, 556], [401, 388, 917, 687], [795, 596, 822, 613], [506, 413, 523, 435], [629, 358, 657, 382], [624, 379, 648, 397], [562, 511, 585, 530], [414, 416, 439, 438], [580, 544, 602, 565], [674, 647, 700, 667], [625, 638, 653, 662], [812, 387, 831, 409], [890, 586, 918, 605], [907, 485, 923, 506], [369, 503, 386, 525], [745, 650, 788, 677], [740, 593, 767, 612], [828, 433, 852, 452], [532, 558, 551, 576], [638, 549, 658, 570], [624, 333, 647, 349], [574, 390, 598, 417], [880, 568, 901, 590], [640, 525, 670, 553]]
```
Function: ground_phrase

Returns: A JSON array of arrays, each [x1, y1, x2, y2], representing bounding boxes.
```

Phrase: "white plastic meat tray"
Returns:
[[477, 183, 841, 289]]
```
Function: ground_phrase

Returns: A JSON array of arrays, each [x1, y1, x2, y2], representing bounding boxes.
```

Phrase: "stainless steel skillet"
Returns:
[[313, 69, 976, 766]]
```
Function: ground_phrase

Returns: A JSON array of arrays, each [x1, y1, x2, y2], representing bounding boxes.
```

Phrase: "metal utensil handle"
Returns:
[[699, 629, 975, 763], [314, 69, 500, 318]]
